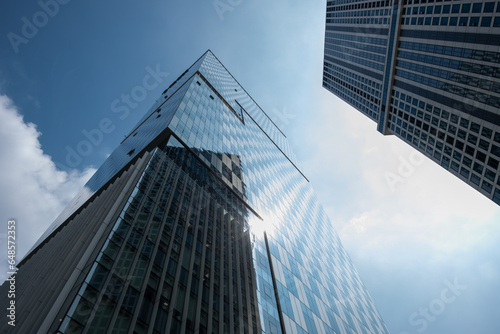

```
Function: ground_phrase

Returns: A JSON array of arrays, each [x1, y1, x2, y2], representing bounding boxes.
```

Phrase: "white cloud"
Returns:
[[0, 94, 95, 283]]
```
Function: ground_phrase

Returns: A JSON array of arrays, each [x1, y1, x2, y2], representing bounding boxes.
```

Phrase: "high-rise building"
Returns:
[[1, 51, 389, 334], [323, 0, 500, 204]]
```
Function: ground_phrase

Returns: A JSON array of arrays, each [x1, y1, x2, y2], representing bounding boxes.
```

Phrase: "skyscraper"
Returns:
[[1, 51, 389, 333], [323, 0, 500, 204]]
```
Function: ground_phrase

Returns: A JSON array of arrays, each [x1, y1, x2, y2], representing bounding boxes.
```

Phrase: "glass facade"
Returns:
[[57, 141, 261, 333], [4, 51, 388, 334], [324, 0, 500, 205]]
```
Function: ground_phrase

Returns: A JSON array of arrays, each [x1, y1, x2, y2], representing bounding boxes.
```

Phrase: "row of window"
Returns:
[[326, 24, 389, 36], [326, 37, 387, 55], [325, 47, 385, 71], [327, 8, 390, 17], [396, 69, 500, 108], [326, 32, 387, 47], [399, 41, 500, 64], [324, 71, 380, 101], [404, 2, 500, 15], [327, 0, 391, 11], [324, 71, 381, 107], [398, 50, 500, 79], [326, 17, 389, 24], [406, 0, 490, 4], [325, 62, 382, 98], [397, 59, 500, 93], [326, 42, 386, 63], [402, 14, 500, 27]]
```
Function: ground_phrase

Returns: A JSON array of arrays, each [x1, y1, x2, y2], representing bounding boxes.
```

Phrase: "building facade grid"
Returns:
[[324, 0, 500, 204]]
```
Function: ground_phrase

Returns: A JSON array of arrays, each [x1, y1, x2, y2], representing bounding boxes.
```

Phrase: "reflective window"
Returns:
[[472, 3, 482, 13], [484, 2, 495, 12], [481, 17, 492, 27]]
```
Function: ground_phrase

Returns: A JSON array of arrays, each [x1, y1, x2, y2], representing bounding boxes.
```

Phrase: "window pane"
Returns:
[[484, 2, 495, 12], [481, 17, 492, 27]]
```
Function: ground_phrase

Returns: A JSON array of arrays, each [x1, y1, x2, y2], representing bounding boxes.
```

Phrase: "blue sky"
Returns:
[[1, 1, 499, 333]]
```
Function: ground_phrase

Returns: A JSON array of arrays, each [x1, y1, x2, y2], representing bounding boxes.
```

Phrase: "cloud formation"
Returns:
[[0, 94, 95, 283]]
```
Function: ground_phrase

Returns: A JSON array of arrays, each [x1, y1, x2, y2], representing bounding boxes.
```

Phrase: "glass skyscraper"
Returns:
[[323, 0, 500, 204], [1, 51, 389, 333]]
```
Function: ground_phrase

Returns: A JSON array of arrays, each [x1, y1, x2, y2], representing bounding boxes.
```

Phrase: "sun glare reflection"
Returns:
[[248, 214, 278, 239]]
